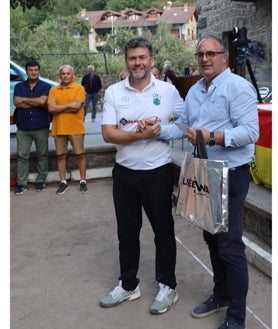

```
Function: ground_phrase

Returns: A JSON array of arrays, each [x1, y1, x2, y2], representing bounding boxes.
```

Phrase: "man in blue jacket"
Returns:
[[13, 60, 52, 194]]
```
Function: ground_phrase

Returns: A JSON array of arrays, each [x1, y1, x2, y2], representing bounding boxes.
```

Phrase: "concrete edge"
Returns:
[[243, 236, 272, 278], [27, 167, 113, 183]]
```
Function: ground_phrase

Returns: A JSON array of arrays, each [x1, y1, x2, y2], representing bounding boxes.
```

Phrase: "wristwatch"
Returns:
[[208, 132, 216, 147]]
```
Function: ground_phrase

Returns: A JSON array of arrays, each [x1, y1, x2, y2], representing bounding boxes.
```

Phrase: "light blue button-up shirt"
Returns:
[[159, 68, 259, 168]]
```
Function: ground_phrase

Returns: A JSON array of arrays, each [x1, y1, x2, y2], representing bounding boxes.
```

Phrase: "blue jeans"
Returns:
[[203, 164, 250, 324], [84, 93, 98, 119], [16, 127, 49, 186]]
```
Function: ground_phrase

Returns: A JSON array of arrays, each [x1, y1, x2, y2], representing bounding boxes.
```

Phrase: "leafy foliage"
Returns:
[[149, 23, 195, 75], [10, 0, 53, 11], [10, 1, 196, 80], [10, 0, 197, 12], [103, 27, 135, 55]]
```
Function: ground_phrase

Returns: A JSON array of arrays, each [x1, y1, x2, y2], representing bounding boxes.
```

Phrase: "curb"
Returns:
[[243, 236, 272, 278]]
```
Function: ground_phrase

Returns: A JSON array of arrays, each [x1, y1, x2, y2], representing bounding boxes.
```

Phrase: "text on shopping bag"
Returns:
[[176, 152, 229, 234]]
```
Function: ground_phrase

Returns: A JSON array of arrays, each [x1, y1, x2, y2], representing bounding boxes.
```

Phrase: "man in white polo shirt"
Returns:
[[100, 37, 184, 314]]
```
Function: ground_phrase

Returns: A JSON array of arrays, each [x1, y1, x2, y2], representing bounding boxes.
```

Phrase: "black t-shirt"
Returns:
[[81, 74, 102, 93]]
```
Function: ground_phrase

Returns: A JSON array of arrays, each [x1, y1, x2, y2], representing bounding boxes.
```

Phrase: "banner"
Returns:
[[250, 103, 272, 189]]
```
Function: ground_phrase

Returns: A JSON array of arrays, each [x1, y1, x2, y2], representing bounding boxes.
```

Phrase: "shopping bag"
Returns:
[[175, 130, 229, 234]]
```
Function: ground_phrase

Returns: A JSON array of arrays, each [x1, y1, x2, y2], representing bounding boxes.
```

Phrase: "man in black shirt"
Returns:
[[81, 64, 102, 122]]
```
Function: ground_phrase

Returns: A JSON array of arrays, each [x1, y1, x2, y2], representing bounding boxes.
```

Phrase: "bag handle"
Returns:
[[193, 129, 208, 159]]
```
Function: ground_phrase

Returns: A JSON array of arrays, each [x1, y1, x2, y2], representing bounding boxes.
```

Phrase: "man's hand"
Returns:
[[137, 116, 161, 134], [68, 101, 82, 112], [187, 127, 209, 145], [140, 122, 161, 138]]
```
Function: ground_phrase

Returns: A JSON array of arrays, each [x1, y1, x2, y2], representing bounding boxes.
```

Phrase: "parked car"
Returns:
[[10, 60, 58, 124]]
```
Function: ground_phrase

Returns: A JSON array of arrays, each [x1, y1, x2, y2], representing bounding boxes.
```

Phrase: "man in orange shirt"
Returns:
[[48, 65, 87, 194]]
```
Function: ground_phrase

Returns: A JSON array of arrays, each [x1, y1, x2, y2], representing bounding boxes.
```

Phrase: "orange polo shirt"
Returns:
[[48, 82, 85, 136]]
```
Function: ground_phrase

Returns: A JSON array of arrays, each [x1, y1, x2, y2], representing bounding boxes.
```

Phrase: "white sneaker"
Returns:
[[149, 283, 178, 314], [99, 280, 141, 308]]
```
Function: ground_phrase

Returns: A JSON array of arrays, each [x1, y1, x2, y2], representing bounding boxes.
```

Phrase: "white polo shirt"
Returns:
[[101, 74, 184, 170]]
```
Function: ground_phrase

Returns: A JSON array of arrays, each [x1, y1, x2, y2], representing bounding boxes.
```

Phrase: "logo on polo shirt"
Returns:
[[121, 96, 129, 102], [153, 94, 161, 106], [119, 118, 138, 125]]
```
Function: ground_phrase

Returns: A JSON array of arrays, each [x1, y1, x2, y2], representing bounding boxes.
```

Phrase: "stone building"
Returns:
[[197, 0, 272, 93]]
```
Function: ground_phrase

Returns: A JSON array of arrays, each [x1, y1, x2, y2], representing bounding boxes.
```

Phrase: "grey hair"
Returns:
[[163, 60, 172, 69], [59, 64, 75, 74], [197, 33, 228, 54], [87, 64, 95, 70]]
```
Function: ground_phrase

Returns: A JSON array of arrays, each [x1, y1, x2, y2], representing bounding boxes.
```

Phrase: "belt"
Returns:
[[229, 163, 249, 171]]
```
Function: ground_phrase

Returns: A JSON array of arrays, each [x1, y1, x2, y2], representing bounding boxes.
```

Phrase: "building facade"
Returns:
[[197, 0, 272, 91], [77, 3, 198, 48], [78, 0, 271, 92]]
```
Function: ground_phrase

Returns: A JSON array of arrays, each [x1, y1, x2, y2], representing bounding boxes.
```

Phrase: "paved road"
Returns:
[[10, 179, 271, 329], [10, 113, 272, 329]]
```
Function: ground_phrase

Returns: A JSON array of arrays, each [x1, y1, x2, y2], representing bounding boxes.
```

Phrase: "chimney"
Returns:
[[80, 8, 86, 16], [184, 3, 188, 12], [166, 1, 172, 9]]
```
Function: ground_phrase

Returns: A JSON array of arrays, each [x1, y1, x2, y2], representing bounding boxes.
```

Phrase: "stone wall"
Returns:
[[197, 0, 272, 91], [100, 74, 118, 93]]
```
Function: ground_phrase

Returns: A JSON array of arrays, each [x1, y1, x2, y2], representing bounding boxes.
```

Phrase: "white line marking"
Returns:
[[175, 236, 271, 329]]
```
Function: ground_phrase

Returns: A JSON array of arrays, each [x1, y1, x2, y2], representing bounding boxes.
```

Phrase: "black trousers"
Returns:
[[203, 164, 250, 324], [112, 163, 177, 291]]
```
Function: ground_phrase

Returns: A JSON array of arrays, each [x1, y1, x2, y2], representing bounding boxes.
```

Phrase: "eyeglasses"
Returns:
[[195, 51, 225, 60]]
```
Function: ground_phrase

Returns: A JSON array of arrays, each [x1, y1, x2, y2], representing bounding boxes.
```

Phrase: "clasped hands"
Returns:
[[136, 116, 161, 138]]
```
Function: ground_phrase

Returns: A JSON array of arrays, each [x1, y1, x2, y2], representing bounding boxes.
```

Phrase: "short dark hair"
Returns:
[[25, 60, 40, 71], [124, 37, 153, 59], [151, 64, 162, 75]]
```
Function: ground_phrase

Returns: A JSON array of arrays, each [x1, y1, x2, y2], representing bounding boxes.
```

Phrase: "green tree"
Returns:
[[149, 23, 195, 76], [10, 2, 196, 79], [80, 0, 107, 10], [10, 0, 53, 11], [10, 0, 106, 15], [10, 5, 52, 31], [11, 15, 93, 80], [103, 27, 135, 55]]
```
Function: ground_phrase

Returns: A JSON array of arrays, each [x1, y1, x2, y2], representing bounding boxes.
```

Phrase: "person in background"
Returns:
[[183, 63, 190, 76], [48, 65, 88, 194], [81, 64, 102, 122], [99, 37, 184, 315], [151, 33, 259, 329], [190, 62, 200, 76], [151, 64, 163, 80], [119, 70, 129, 81], [163, 60, 176, 84], [13, 60, 51, 194]]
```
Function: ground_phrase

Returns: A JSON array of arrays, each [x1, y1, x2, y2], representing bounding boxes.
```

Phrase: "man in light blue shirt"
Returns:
[[159, 55, 258, 170], [142, 33, 259, 329]]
